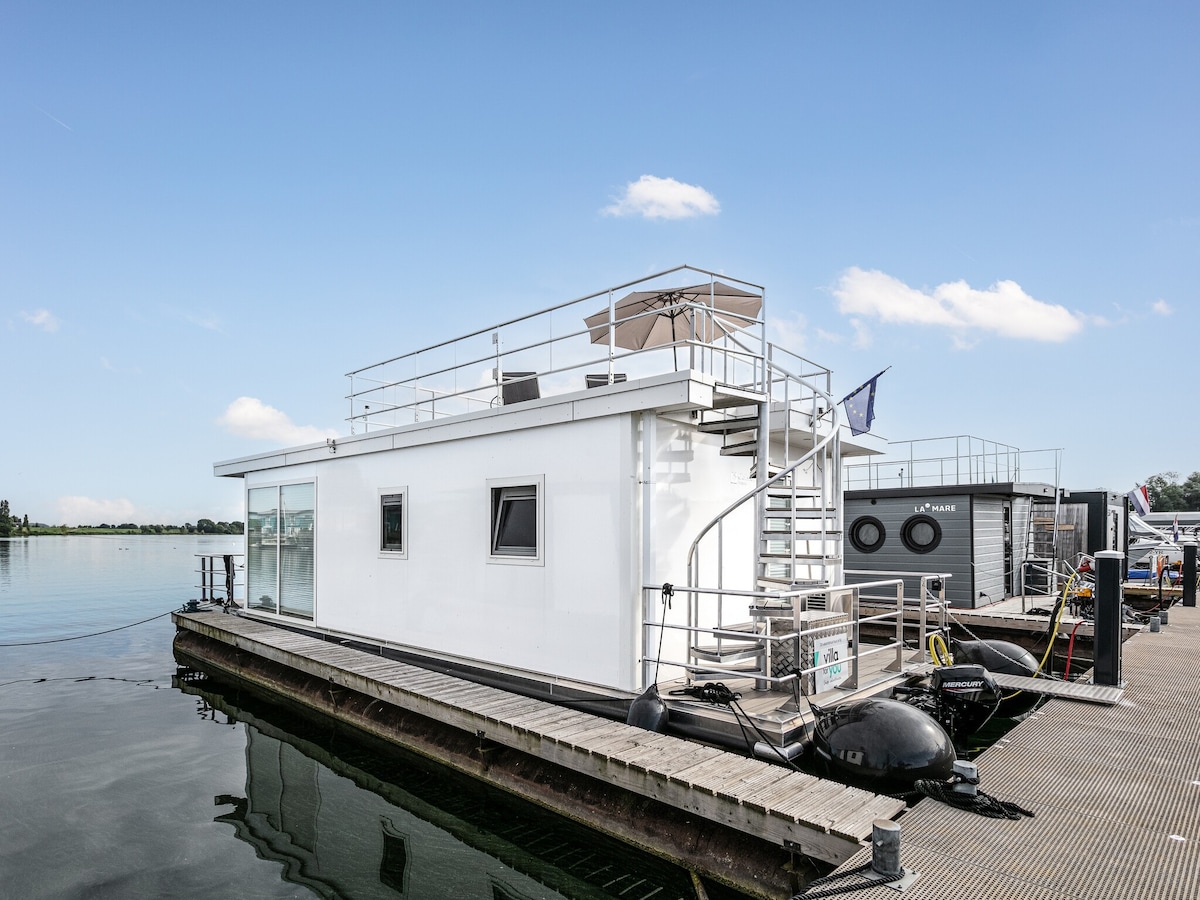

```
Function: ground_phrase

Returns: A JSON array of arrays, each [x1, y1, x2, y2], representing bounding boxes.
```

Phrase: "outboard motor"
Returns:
[[811, 697, 957, 794], [931, 664, 1002, 741], [952, 639, 1040, 719]]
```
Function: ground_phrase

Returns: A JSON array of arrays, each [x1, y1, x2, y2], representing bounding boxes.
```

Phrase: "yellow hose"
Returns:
[[929, 632, 951, 667], [1001, 572, 1076, 700], [1034, 572, 1074, 675]]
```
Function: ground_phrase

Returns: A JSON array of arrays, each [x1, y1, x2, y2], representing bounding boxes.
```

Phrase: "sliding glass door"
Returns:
[[247, 482, 315, 620]]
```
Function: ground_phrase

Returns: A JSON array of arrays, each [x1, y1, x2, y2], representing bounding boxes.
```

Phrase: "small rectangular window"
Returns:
[[489, 480, 542, 564], [379, 488, 408, 558]]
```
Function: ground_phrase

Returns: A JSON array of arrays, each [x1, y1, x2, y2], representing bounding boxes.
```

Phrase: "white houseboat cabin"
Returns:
[[215, 266, 924, 754]]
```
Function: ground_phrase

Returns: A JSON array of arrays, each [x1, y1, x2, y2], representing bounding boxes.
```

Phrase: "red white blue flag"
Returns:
[[1127, 485, 1151, 518]]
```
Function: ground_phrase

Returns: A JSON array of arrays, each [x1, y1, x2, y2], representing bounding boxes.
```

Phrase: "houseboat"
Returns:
[[842, 438, 1127, 607], [206, 266, 957, 762]]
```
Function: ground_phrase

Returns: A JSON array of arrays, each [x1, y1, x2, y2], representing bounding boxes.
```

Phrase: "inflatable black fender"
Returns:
[[811, 697, 957, 793]]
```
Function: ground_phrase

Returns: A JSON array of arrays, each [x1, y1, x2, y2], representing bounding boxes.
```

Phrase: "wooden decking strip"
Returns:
[[174, 611, 905, 866], [820, 606, 1200, 899]]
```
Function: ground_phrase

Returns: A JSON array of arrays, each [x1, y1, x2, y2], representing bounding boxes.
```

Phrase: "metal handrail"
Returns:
[[195, 553, 244, 608], [641, 574, 928, 693], [344, 265, 770, 432]]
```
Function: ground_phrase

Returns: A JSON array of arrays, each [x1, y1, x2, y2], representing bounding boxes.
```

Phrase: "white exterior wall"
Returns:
[[652, 415, 757, 587], [245, 414, 642, 691], [648, 415, 758, 682]]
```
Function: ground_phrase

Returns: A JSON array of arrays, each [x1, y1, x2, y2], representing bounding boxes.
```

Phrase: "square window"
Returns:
[[488, 478, 542, 563], [492, 485, 536, 556]]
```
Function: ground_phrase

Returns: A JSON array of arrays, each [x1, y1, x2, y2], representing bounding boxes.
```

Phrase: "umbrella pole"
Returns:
[[671, 315, 678, 371]]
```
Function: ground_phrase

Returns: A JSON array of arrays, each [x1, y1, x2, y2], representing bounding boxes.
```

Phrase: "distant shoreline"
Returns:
[[10, 527, 244, 537]]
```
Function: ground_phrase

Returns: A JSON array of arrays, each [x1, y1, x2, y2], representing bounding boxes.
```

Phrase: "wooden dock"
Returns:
[[808, 605, 1200, 900], [173, 611, 905, 881]]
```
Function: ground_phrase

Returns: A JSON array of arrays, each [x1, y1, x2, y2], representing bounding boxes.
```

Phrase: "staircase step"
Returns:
[[763, 528, 838, 536], [765, 486, 823, 498], [719, 440, 758, 457], [711, 384, 766, 408], [691, 644, 764, 663], [763, 537, 839, 548], [765, 515, 835, 527], [760, 551, 835, 561], [697, 415, 760, 434]]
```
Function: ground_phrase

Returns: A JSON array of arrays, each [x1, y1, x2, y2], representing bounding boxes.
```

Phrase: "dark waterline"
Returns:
[[0, 536, 716, 900]]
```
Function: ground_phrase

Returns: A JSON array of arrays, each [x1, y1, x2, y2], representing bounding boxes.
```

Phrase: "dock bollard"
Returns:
[[870, 819, 902, 881], [1184, 544, 1197, 608], [1094, 550, 1123, 686], [1150, 616, 1161, 633]]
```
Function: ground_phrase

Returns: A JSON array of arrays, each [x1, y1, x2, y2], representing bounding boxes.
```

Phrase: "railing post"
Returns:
[[1184, 542, 1197, 608], [889, 579, 904, 671], [848, 586, 860, 689], [914, 575, 929, 663], [1094, 550, 1124, 686]]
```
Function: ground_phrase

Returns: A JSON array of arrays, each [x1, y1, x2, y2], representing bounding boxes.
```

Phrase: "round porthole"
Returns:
[[901, 514, 942, 554], [849, 516, 886, 553]]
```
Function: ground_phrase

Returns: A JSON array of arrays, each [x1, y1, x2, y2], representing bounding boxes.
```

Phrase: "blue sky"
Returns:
[[3, 3, 1197, 525]]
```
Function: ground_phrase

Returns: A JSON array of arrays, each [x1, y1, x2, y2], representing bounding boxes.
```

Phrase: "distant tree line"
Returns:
[[0, 500, 31, 537], [1144, 472, 1200, 512], [0, 500, 243, 536]]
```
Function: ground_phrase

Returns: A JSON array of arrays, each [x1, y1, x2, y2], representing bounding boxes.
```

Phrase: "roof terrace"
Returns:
[[343, 264, 837, 434]]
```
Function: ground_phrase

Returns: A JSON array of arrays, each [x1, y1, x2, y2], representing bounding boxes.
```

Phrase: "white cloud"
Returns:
[[57, 496, 137, 526], [602, 175, 720, 220], [848, 317, 874, 349], [218, 396, 337, 445], [1152, 299, 1173, 316], [767, 311, 810, 354], [833, 268, 1084, 343], [21, 309, 60, 332]]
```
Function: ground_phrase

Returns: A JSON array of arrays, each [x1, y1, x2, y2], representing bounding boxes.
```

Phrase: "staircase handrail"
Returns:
[[685, 353, 840, 589]]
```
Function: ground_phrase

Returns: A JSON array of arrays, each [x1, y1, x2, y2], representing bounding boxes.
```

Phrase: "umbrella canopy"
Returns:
[[584, 281, 762, 350]]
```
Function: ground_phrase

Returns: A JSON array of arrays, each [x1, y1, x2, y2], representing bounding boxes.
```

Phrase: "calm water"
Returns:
[[0, 536, 700, 900]]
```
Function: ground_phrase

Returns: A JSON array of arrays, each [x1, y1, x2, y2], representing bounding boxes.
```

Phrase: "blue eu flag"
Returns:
[[841, 370, 886, 436]]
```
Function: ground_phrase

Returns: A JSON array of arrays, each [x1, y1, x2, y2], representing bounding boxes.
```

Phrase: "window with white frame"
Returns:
[[380, 488, 407, 557], [488, 476, 543, 563]]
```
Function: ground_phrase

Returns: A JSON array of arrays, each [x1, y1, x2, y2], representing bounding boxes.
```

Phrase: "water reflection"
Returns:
[[0, 537, 14, 590], [178, 674, 694, 900]]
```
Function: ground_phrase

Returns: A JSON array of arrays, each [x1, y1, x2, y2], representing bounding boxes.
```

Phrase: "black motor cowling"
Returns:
[[811, 697, 957, 794], [952, 639, 1041, 719], [931, 664, 1002, 738]]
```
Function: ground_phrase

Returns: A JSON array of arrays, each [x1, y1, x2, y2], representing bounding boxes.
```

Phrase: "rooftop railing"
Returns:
[[843, 435, 1062, 491], [343, 265, 828, 434]]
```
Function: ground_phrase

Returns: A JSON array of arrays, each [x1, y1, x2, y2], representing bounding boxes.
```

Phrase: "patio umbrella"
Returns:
[[584, 281, 763, 352]]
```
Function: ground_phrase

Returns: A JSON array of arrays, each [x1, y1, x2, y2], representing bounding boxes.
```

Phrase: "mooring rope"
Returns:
[[789, 862, 875, 899], [912, 778, 1035, 820], [0, 605, 196, 647]]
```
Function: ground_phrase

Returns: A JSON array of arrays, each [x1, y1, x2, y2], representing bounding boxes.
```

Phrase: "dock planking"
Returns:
[[174, 610, 905, 866]]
